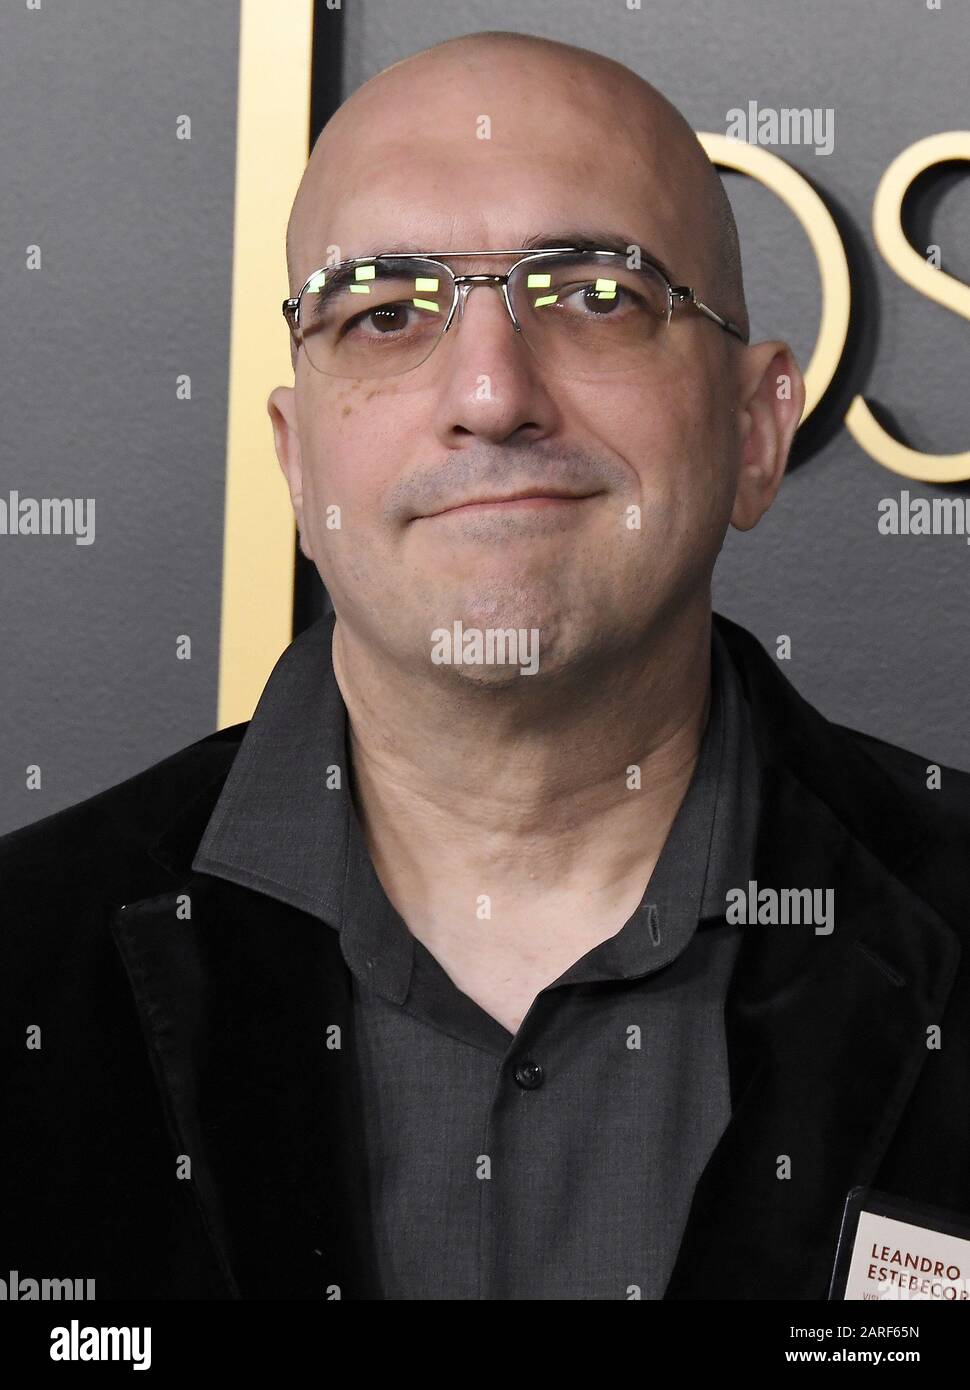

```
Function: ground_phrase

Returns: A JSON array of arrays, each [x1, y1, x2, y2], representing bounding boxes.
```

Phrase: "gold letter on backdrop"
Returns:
[[700, 130, 970, 483], [698, 133, 850, 424], [846, 131, 970, 483]]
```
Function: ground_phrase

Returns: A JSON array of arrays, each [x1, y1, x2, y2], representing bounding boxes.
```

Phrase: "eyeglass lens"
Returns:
[[297, 252, 671, 379]]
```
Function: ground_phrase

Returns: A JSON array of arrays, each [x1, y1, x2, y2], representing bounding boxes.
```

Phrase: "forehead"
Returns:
[[289, 46, 717, 294], [303, 131, 685, 272]]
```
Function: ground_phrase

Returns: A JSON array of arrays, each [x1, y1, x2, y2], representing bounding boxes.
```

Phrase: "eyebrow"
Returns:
[[522, 232, 674, 282], [339, 231, 675, 284]]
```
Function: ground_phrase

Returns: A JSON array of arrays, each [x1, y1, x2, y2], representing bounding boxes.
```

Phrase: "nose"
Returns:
[[429, 273, 560, 447]]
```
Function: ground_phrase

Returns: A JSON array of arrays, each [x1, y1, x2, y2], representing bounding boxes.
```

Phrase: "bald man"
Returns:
[[3, 31, 970, 1304]]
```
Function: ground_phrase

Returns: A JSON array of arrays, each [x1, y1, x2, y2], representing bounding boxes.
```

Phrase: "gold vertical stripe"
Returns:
[[217, 0, 314, 728]]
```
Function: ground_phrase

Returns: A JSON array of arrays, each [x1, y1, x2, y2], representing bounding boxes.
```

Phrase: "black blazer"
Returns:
[[2, 612, 968, 1300]]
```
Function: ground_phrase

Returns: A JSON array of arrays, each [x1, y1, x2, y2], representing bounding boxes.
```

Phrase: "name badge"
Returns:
[[829, 1186, 970, 1300]]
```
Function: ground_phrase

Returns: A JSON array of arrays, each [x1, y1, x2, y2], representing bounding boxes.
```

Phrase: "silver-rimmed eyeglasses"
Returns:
[[282, 245, 747, 379]]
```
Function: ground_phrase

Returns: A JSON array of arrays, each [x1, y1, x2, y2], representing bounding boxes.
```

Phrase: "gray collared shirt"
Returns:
[[194, 613, 761, 1299]]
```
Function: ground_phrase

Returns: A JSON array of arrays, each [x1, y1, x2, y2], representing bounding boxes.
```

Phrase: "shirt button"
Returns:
[[513, 1059, 544, 1090]]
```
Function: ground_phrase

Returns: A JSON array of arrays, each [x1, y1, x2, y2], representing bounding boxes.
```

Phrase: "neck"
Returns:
[[331, 604, 714, 941]]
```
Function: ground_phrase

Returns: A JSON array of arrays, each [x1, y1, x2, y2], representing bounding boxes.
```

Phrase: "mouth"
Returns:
[[423, 489, 602, 519]]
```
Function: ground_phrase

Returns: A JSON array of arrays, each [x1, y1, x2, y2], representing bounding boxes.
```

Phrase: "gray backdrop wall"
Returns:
[[1, 0, 239, 835], [2, 0, 968, 835]]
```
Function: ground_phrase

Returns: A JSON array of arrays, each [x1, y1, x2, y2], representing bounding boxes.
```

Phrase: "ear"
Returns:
[[267, 384, 314, 560], [729, 341, 806, 531]]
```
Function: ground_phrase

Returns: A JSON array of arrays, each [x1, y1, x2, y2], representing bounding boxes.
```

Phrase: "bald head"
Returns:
[[268, 29, 809, 715], [285, 30, 748, 342]]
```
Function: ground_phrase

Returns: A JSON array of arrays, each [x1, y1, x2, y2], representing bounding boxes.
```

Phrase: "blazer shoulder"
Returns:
[[0, 723, 248, 892], [830, 720, 970, 936], [715, 609, 970, 837], [835, 720, 970, 818]]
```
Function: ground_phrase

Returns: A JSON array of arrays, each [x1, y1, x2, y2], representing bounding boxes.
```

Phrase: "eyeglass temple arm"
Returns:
[[671, 286, 746, 342]]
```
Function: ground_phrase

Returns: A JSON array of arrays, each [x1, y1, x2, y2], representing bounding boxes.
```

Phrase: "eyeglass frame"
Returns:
[[282, 245, 748, 374]]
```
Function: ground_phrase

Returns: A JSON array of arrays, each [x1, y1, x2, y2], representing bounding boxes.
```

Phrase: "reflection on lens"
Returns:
[[300, 259, 452, 378], [297, 252, 671, 378], [511, 253, 669, 376]]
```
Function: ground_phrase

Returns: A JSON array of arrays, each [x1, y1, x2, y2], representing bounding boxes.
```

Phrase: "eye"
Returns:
[[560, 280, 642, 316], [342, 302, 414, 337]]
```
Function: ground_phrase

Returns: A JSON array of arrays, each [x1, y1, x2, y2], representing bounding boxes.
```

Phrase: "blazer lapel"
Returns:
[[664, 620, 962, 1298], [109, 763, 379, 1300]]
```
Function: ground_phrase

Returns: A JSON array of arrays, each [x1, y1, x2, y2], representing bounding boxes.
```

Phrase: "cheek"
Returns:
[[297, 379, 395, 524], [570, 356, 718, 484], [301, 376, 375, 444], [573, 359, 733, 549], [638, 355, 731, 479]]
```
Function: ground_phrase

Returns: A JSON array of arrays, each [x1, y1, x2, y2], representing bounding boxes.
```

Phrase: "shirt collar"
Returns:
[[193, 612, 760, 999], [193, 610, 351, 924]]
